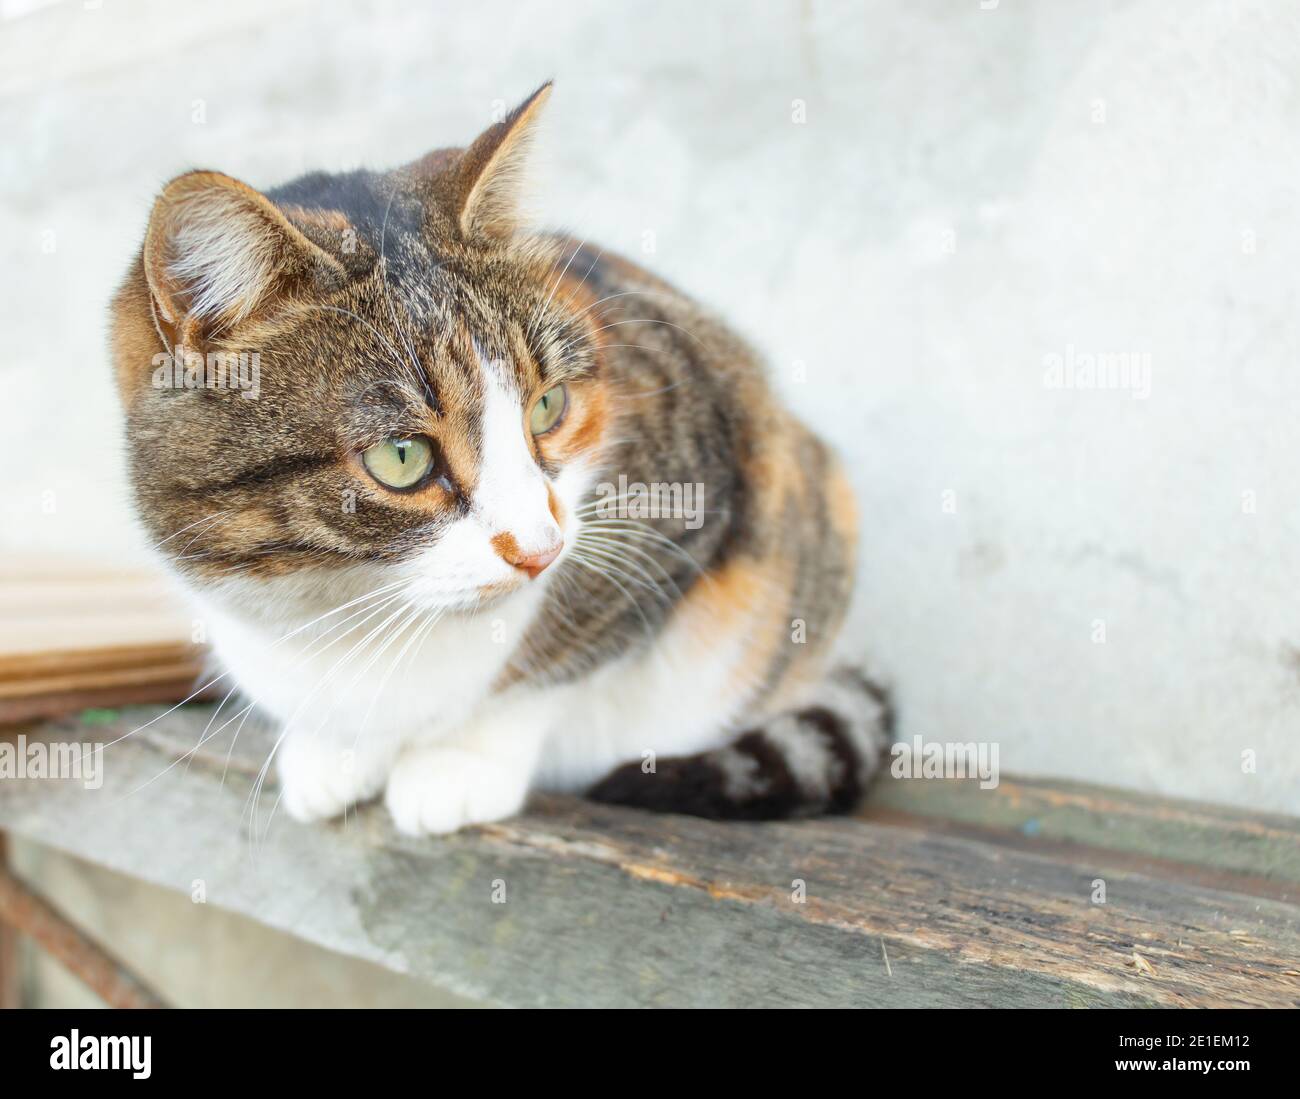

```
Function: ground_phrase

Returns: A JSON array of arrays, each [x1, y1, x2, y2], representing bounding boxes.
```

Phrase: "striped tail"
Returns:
[[587, 667, 893, 820]]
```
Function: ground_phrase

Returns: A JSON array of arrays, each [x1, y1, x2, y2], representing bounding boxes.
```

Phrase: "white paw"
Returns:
[[385, 746, 530, 835], [277, 733, 389, 823]]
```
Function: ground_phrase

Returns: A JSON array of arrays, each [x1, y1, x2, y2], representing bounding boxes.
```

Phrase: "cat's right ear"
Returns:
[[143, 171, 345, 348]]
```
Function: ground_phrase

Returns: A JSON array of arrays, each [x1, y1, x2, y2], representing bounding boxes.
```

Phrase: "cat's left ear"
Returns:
[[449, 82, 552, 242]]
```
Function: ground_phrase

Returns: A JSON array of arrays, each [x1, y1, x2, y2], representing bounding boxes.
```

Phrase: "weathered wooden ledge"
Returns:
[[0, 707, 1297, 1007]]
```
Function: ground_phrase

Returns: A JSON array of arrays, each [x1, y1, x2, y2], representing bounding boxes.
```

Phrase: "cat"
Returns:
[[110, 83, 892, 834]]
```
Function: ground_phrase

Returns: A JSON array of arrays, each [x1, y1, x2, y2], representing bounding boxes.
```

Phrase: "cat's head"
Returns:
[[112, 84, 610, 615]]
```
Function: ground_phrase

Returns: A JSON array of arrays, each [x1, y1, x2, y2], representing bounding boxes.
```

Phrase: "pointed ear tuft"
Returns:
[[454, 82, 552, 243], [143, 171, 344, 346]]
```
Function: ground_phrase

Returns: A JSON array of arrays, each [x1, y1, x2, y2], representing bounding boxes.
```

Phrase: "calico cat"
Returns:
[[111, 84, 892, 834]]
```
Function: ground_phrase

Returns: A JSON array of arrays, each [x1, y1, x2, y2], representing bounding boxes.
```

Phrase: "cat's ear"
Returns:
[[143, 170, 345, 346], [451, 82, 552, 242]]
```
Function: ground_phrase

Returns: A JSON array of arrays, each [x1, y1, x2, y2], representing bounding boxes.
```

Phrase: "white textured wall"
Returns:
[[2, 0, 1296, 811]]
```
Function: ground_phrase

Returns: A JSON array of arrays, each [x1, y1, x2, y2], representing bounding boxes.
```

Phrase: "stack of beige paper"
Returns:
[[0, 561, 205, 725]]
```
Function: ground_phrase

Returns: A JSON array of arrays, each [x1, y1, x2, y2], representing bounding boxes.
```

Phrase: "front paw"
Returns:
[[278, 732, 388, 823], [385, 746, 530, 835]]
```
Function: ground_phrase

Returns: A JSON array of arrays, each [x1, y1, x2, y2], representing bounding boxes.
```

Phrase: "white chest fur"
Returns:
[[192, 579, 546, 744]]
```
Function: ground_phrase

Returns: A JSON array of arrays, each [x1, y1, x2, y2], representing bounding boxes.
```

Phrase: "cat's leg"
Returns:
[[384, 695, 549, 835], [278, 722, 404, 823]]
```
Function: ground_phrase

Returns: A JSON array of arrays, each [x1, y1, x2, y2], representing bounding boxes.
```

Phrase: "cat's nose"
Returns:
[[512, 545, 562, 579], [493, 534, 563, 579]]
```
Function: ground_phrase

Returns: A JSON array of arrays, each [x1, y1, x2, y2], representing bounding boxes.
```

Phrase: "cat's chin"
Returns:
[[475, 580, 526, 603], [426, 579, 530, 615]]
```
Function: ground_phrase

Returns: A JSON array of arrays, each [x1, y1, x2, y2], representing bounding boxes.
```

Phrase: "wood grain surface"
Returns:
[[0, 563, 204, 724], [0, 705, 1295, 1007]]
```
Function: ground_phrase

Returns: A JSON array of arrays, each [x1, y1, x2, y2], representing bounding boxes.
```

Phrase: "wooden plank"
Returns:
[[0, 855, 167, 1008], [0, 562, 203, 724], [0, 641, 200, 682], [863, 774, 1300, 896], [0, 679, 210, 727], [0, 706, 1295, 1008], [0, 833, 20, 1009], [0, 567, 193, 657], [0, 659, 205, 701]]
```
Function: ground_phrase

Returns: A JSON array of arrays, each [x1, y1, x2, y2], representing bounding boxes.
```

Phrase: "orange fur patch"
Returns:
[[490, 530, 520, 563], [538, 378, 608, 465], [826, 461, 858, 546], [671, 553, 798, 710]]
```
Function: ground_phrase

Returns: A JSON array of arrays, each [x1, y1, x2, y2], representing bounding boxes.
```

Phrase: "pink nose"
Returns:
[[491, 532, 563, 579], [491, 531, 563, 578], [511, 545, 561, 579]]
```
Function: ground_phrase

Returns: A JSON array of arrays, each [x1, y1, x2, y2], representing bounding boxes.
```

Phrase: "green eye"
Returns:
[[361, 436, 435, 489], [529, 385, 567, 435]]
